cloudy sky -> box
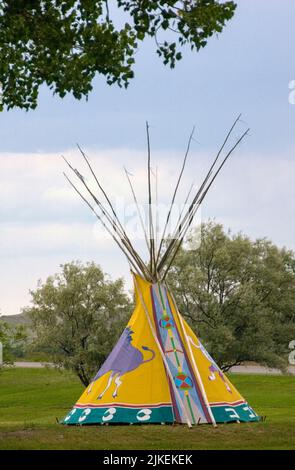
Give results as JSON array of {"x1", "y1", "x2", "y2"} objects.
[{"x1": 0, "y1": 0, "x2": 294, "y2": 315}]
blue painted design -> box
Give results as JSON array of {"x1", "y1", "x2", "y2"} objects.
[
  {"x1": 151, "y1": 284, "x2": 208, "y2": 423},
  {"x1": 62, "y1": 406, "x2": 174, "y2": 424},
  {"x1": 174, "y1": 373, "x2": 193, "y2": 390},
  {"x1": 211, "y1": 403, "x2": 261, "y2": 423},
  {"x1": 159, "y1": 315, "x2": 174, "y2": 329}
]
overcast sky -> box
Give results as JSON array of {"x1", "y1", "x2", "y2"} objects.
[{"x1": 0, "y1": 0, "x2": 295, "y2": 315}]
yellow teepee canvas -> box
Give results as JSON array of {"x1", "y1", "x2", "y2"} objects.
[
  {"x1": 62, "y1": 121, "x2": 259, "y2": 426},
  {"x1": 63, "y1": 275, "x2": 259, "y2": 426}
]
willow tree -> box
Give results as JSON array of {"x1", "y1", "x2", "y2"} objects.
[
  {"x1": 24, "y1": 261, "x2": 131, "y2": 386},
  {"x1": 167, "y1": 222, "x2": 295, "y2": 371}
]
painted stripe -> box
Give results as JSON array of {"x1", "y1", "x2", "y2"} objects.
[
  {"x1": 185, "y1": 392, "x2": 196, "y2": 425},
  {"x1": 134, "y1": 278, "x2": 191, "y2": 425},
  {"x1": 209, "y1": 400, "x2": 246, "y2": 407},
  {"x1": 170, "y1": 290, "x2": 216, "y2": 427},
  {"x1": 170, "y1": 336, "x2": 181, "y2": 366},
  {"x1": 75, "y1": 402, "x2": 172, "y2": 409},
  {"x1": 150, "y1": 286, "x2": 181, "y2": 423},
  {"x1": 152, "y1": 284, "x2": 199, "y2": 423},
  {"x1": 165, "y1": 287, "x2": 211, "y2": 423}
]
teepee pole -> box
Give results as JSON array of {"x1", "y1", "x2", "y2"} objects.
[
  {"x1": 69, "y1": 152, "x2": 144, "y2": 262},
  {"x1": 62, "y1": 155, "x2": 126, "y2": 241},
  {"x1": 157, "y1": 167, "x2": 213, "y2": 275},
  {"x1": 151, "y1": 165, "x2": 159, "y2": 256},
  {"x1": 167, "y1": 286, "x2": 217, "y2": 427},
  {"x1": 133, "y1": 276, "x2": 192, "y2": 428},
  {"x1": 179, "y1": 128, "x2": 249, "y2": 240},
  {"x1": 146, "y1": 122, "x2": 156, "y2": 278},
  {"x1": 157, "y1": 181, "x2": 194, "y2": 266},
  {"x1": 75, "y1": 146, "x2": 153, "y2": 278},
  {"x1": 62, "y1": 157, "x2": 153, "y2": 280},
  {"x1": 64, "y1": 173, "x2": 146, "y2": 278},
  {"x1": 124, "y1": 167, "x2": 150, "y2": 253},
  {"x1": 156, "y1": 126, "x2": 195, "y2": 268},
  {"x1": 77, "y1": 144, "x2": 127, "y2": 236},
  {"x1": 158, "y1": 115, "x2": 243, "y2": 270},
  {"x1": 171, "y1": 115, "x2": 245, "y2": 243},
  {"x1": 158, "y1": 126, "x2": 249, "y2": 277},
  {"x1": 176, "y1": 181, "x2": 194, "y2": 229}
]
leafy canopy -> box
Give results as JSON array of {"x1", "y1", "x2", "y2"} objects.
[
  {"x1": 24, "y1": 261, "x2": 131, "y2": 386},
  {"x1": 0, "y1": 319, "x2": 27, "y2": 366},
  {"x1": 0, "y1": 1, "x2": 236, "y2": 110},
  {"x1": 167, "y1": 221, "x2": 295, "y2": 372}
]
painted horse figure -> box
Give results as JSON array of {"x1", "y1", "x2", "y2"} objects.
[{"x1": 87, "y1": 327, "x2": 155, "y2": 399}]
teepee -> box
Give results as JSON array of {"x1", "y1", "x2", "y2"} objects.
[{"x1": 62, "y1": 119, "x2": 260, "y2": 426}]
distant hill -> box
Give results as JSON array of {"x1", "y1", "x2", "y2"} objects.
[{"x1": 0, "y1": 312, "x2": 31, "y2": 326}]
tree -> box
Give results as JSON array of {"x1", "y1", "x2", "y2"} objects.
[
  {"x1": 0, "y1": 319, "x2": 27, "y2": 366},
  {"x1": 23, "y1": 261, "x2": 131, "y2": 386},
  {"x1": 167, "y1": 221, "x2": 295, "y2": 371},
  {"x1": 0, "y1": 1, "x2": 236, "y2": 110},
  {"x1": 0, "y1": 321, "x2": 10, "y2": 365}
]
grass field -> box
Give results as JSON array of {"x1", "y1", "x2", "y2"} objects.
[{"x1": 0, "y1": 368, "x2": 294, "y2": 450}]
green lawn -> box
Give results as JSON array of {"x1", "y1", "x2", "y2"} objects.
[{"x1": 0, "y1": 368, "x2": 294, "y2": 450}]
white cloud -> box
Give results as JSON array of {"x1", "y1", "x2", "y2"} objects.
[
  {"x1": 0, "y1": 222, "x2": 116, "y2": 257},
  {"x1": 0, "y1": 146, "x2": 294, "y2": 315}
]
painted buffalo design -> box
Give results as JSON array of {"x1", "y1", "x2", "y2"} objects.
[{"x1": 87, "y1": 327, "x2": 155, "y2": 399}]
